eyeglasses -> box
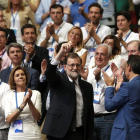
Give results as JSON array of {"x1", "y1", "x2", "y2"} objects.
[
  {"x1": 67, "y1": 63, "x2": 81, "y2": 68},
  {"x1": 127, "y1": 50, "x2": 139, "y2": 53}
]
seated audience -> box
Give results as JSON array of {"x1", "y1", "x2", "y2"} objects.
[{"x1": 5, "y1": 65, "x2": 42, "y2": 140}]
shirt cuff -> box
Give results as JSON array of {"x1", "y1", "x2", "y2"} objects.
[
  {"x1": 39, "y1": 74, "x2": 46, "y2": 82},
  {"x1": 51, "y1": 59, "x2": 60, "y2": 65}
]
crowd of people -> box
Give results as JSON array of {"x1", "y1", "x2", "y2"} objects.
[{"x1": 0, "y1": 0, "x2": 140, "y2": 140}]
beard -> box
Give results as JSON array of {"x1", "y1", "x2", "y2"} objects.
[{"x1": 67, "y1": 69, "x2": 80, "y2": 80}]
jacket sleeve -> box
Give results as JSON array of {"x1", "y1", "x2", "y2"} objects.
[{"x1": 105, "y1": 83, "x2": 129, "y2": 112}]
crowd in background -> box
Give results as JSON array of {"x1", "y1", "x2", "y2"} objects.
[{"x1": 0, "y1": 0, "x2": 140, "y2": 140}]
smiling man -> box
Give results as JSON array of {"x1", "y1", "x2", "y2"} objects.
[
  {"x1": 42, "y1": 42, "x2": 94, "y2": 140},
  {"x1": 81, "y1": 3, "x2": 111, "y2": 68},
  {"x1": 21, "y1": 24, "x2": 49, "y2": 74},
  {"x1": 87, "y1": 44, "x2": 116, "y2": 140}
]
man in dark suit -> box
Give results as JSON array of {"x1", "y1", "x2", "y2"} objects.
[
  {"x1": 21, "y1": 24, "x2": 49, "y2": 74},
  {"x1": 103, "y1": 55, "x2": 140, "y2": 140},
  {"x1": 42, "y1": 42, "x2": 94, "y2": 140},
  {"x1": 0, "y1": 43, "x2": 39, "y2": 90},
  {"x1": 0, "y1": 10, "x2": 16, "y2": 45}
]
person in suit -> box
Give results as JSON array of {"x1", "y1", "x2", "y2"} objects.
[
  {"x1": 42, "y1": 42, "x2": 94, "y2": 140},
  {"x1": 0, "y1": 43, "x2": 39, "y2": 90},
  {"x1": 103, "y1": 55, "x2": 140, "y2": 140},
  {"x1": 21, "y1": 24, "x2": 49, "y2": 74},
  {"x1": 0, "y1": 10, "x2": 16, "y2": 45}
]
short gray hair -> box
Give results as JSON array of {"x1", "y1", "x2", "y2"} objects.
[
  {"x1": 127, "y1": 40, "x2": 140, "y2": 51},
  {"x1": 96, "y1": 44, "x2": 112, "y2": 56},
  {"x1": 6, "y1": 43, "x2": 24, "y2": 55}
]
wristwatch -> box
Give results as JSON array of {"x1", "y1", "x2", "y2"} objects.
[{"x1": 17, "y1": 106, "x2": 23, "y2": 112}]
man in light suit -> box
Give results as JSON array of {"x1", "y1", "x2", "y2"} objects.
[
  {"x1": 0, "y1": 43, "x2": 39, "y2": 90},
  {"x1": 103, "y1": 55, "x2": 140, "y2": 140},
  {"x1": 42, "y1": 42, "x2": 94, "y2": 140}
]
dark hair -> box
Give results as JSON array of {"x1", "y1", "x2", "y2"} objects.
[
  {"x1": 9, "y1": 65, "x2": 29, "y2": 90},
  {"x1": 102, "y1": 35, "x2": 121, "y2": 59},
  {"x1": 66, "y1": 53, "x2": 82, "y2": 64},
  {"x1": 88, "y1": 3, "x2": 104, "y2": 15},
  {"x1": 6, "y1": 43, "x2": 23, "y2": 55},
  {"x1": 0, "y1": 28, "x2": 8, "y2": 39},
  {"x1": 49, "y1": 4, "x2": 63, "y2": 13},
  {"x1": 56, "y1": 42, "x2": 73, "y2": 53},
  {"x1": 21, "y1": 24, "x2": 36, "y2": 35},
  {"x1": 127, "y1": 55, "x2": 140, "y2": 74},
  {"x1": 116, "y1": 11, "x2": 131, "y2": 22}
]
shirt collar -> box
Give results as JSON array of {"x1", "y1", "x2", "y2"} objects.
[
  {"x1": 0, "y1": 48, "x2": 5, "y2": 56},
  {"x1": 11, "y1": 62, "x2": 24, "y2": 69},
  {"x1": 123, "y1": 30, "x2": 131, "y2": 39},
  {"x1": 55, "y1": 21, "x2": 65, "y2": 31},
  {"x1": 67, "y1": 76, "x2": 79, "y2": 85}
]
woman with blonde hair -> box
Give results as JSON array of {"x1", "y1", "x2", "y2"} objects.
[
  {"x1": 3, "y1": 0, "x2": 40, "y2": 45},
  {"x1": 67, "y1": 26, "x2": 87, "y2": 67},
  {"x1": 5, "y1": 65, "x2": 42, "y2": 140}
]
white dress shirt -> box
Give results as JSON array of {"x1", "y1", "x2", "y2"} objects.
[
  {"x1": 0, "y1": 81, "x2": 10, "y2": 129},
  {"x1": 37, "y1": 21, "x2": 73, "y2": 59},
  {"x1": 116, "y1": 30, "x2": 139, "y2": 60},
  {"x1": 46, "y1": 59, "x2": 83, "y2": 127},
  {"x1": 81, "y1": 24, "x2": 111, "y2": 68},
  {"x1": 87, "y1": 64, "x2": 115, "y2": 114}
]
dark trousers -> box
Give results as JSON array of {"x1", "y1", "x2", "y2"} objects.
[
  {"x1": 93, "y1": 113, "x2": 116, "y2": 140},
  {"x1": 47, "y1": 127, "x2": 84, "y2": 140}
]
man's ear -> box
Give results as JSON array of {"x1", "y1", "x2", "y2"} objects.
[{"x1": 128, "y1": 64, "x2": 132, "y2": 72}]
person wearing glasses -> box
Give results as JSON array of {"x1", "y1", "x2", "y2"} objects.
[
  {"x1": 42, "y1": 42, "x2": 94, "y2": 140},
  {"x1": 84, "y1": 44, "x2": 116, "y2": 140},
  {"x1": 5, "y1": 65, "x2": 42, "y2": 140}
]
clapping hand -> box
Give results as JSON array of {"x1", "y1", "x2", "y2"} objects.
[
  {"x1": 115, "y1": 75, "x2": 123, "y2": 92},
  {"x1": 102, "y1": 71, "x2": 115, "y2": 86},
  {"x1": 93, "y1": 68, "x2": 101, "y2": 81},
  {"x1": 111, "y1": 63, "x2": 123, "y2": 77}
]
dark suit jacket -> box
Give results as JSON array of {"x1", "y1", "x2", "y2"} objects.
[
  {"x1": 0, "y1": 66, "x2": 39, "y2": 90},
  {"x1": 6, "y1": 28, "x2": 17, "y2": 45},
  {"x1": 105, "y1": 76, "x2": 140, "y2": 140},
  {"x1": 23, "y1": 45, "x2": 49, "y2": 74},
  {"x1": 42, "y1": 64, "x2": 94, "y2": 140}
]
